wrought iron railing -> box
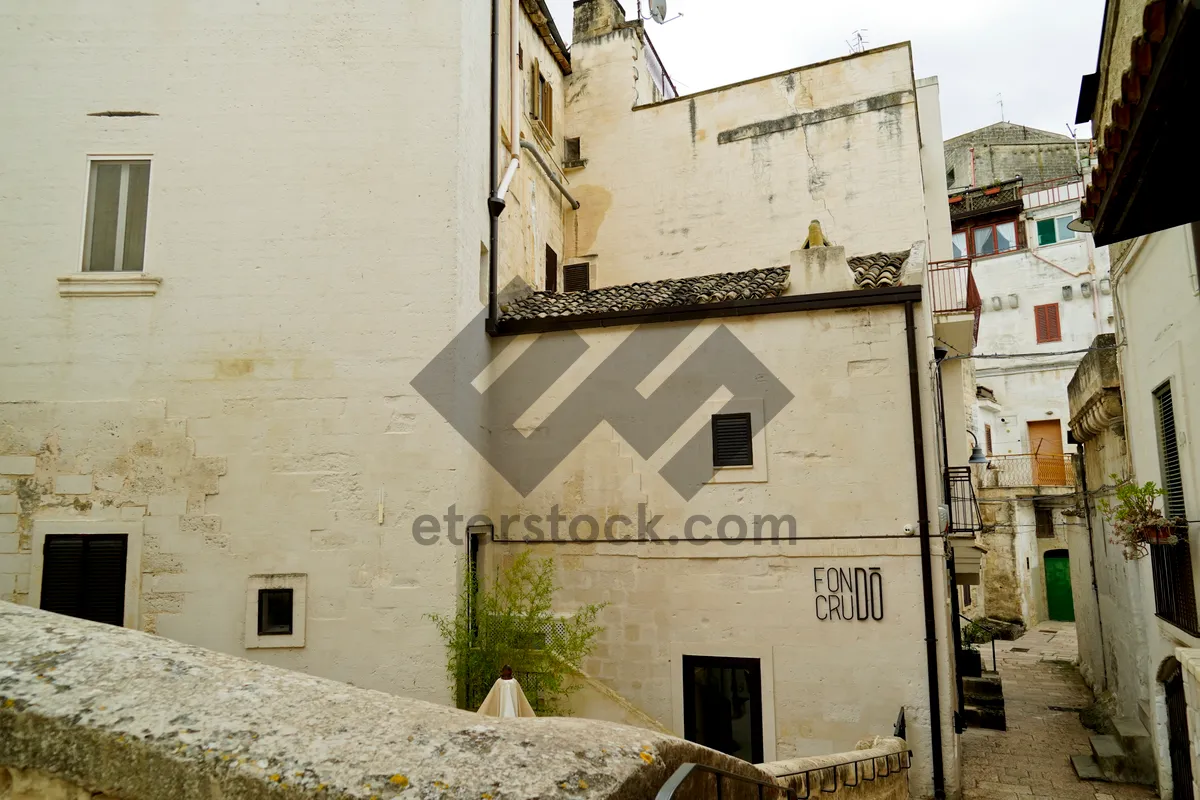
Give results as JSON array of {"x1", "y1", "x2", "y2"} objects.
[
  {"x1": 946, "y1": 466, "x2": 983, "y2": 534},
  {"x1": 929, "y1": 258, "x2": 982, "y2": 342},
  {"x1": 1151, "y1": 536, "x2": 1200, "y2": 637},
  {"x1": 948, "y1": 178, "x2": 1023, "y2": 221},
  {"x1": 980, "y1": 454, "x2": 1077, "y2": 489},
  {"x1": 655, "y1": 748, "x2": 914, "y2": 800}
]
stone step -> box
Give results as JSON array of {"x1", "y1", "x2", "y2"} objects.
[
  {"x1": 1071, "y1": 754, "x2": 1107, "y2": 781},
  {"x1": 963, "y1": 692, "x2": 1005, "y2": 709},
  {"x1": 1091, "y1": 734, "x2": 1126, "y2": 778},
  {"x1": 963, "y1": 675, "x2": 1003, "y2": 699},
  {"x1": 1092, "y1": 727, "x2": 1157, "y2": 785},
  {"x1": 964, "y1": 703, "x2": 1006, "y2": 731}
]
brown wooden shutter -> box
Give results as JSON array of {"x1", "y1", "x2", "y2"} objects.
[
  {"x1": 1034, "y1": 303, "x2": 1061, "y2": 343},
  {"x1": 543, "y1": 81, "x2": 553, "y2": 134},
  {"x1": 985, "y1": 424, "x2": 993, "y2": 456},
  {"x1": 563, "y1": 263, "x2": 589, "y2": 292}
]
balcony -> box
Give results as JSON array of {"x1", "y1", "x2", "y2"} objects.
[
  {"x1": 929, "y1": 258, "x2": 983, "y2": 346},
  {"x1": 1021, "y1": 177, "x2": 1084, "y2": 212},
  {"x1": 946, "y1": 466, "x2": 983, "y2": 535},
  {"x1": 979, "y1": 454, "x2": 1078, "y2": 491},
  {"x1": 948, "y1": 178, "x2": 1024, "y2": 223}
]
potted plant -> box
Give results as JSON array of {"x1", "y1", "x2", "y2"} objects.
[{"x1": 1098, "y1": 476, "x2": 1185, "y2": 560}]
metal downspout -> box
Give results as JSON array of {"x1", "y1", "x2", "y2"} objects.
[
  {"x1": 486, "y1": 0, "x2": 502, "y2": 335},
  {"x1": 935, "y1": 356, "x2": 967, "y2": 732},
  {"x1": 906, "y1": 300, "x2": 947, "y2": 799},
  {"x1": 520, "y1": 139, "x2": 581, "y2": 210}
]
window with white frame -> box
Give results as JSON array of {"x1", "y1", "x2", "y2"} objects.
[
  {"x1": 1035, "y1": 214, "x2": 1078, "y2": 247},
  {"x1": 84, "y1": 160, "x2": 151, "y2": 272}
]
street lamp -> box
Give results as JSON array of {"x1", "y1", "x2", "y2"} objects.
[{"x1": 966, "y1": 430, "x2": 989, "y2": 465}]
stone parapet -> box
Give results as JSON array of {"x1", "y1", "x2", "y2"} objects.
[{"x1": 0, "y1": 602, "x2": 771, "y2": 800}]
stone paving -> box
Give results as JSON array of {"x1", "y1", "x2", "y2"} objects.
[{"x1": 960, "y1": 621, "x2": 1158, "y2": 800}]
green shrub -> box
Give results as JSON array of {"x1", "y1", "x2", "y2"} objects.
[{"x1": 428, "y1": 552, "x2": 606, "y2": 716}]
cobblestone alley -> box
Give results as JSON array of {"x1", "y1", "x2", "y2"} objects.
[{"x1": 961, "y1": 623, "x2": 1158, "y2": 800}]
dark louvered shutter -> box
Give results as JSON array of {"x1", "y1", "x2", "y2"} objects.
[
  {"x1": 40, "y1": 534, "x2": 127, "y2": 626},
  {"x1": 84, "y1": 536, "x2": 128, "y2": 625},
  {"x1": 1156, "y1": 383, "x2": 1188, "y2": 522},
  {"x1": 563, "y1": 263, "x2": 590, "y2": 292},
  {"x1": 40, "y1": 536, "x2": 85, "y2": 618},
  {"x1": 712, "y1": 413, "x2": 753, "y2": 467}
]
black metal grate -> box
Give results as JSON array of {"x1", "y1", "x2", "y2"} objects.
[
  {"x1": 563, "y1": 263, "x2": 589, "y2": 292},
  {"x1": 946, "y1": 467, "x2": 982, "y2": 534},
  {"x1": 1151, "y1": 541, "x2": 1200, "y2": 636},
  {"x1": 712, "y1": 413, "x2": 753, "y2": 467}
]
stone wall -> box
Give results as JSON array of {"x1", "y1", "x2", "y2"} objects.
[
  {"x1": 944, "y1": 122, "x2": 1082, "y2": 190},
  {"x1": 760, "y1": 737, "x2": 910, "y2": 800},
  {"x1": 0, "y1": 602, "x2": 776, "y2": 800},
  {"x1": 566, "y1": 0, "x2": 931, "y2": 287}
]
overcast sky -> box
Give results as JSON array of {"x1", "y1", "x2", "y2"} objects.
[{"x1": 544, "y1": 0, "x2": 1103, "y2": 140}]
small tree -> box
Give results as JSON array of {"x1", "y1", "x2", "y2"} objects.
[
  {"x1": 428, "y1": 552, "x2": 606, "y2": 716},
  {"x1": 1098, "y1": 476, "x2": 1183, "y2": 560}
]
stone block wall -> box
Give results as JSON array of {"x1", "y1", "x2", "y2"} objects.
[{"x1": 0, "y1": 602, "x2": 778, "y2": 800}]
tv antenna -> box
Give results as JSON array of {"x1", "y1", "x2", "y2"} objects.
[
  {"x1": 997, "y1": 93, "x2": 1006, "y2": 122},
  {"x1": 847, "y1": 29, "x2": 869, "y2": 54},
  {"x1": 638, "y1": 0, "x2": 682, "y2": 24}
]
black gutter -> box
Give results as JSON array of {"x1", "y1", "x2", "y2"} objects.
[
  {"x1": 934, "y1": 354, "x2": 967, "y2": 733},
  {"x1": 495, "y1": 284, "x2": 921, "y2": 337},
  {"x1": 905, "y1": 300, "x2": 946, "y2": 800},
  {"x1": 486, "y1": 0, "x2": 503, "y2": 336}
]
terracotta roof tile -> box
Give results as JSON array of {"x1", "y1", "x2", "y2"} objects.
[
  {"x1": 498, "y1": 251, "x2": 910, "y2": 323},
  {"x1": 849, "y1": 251, "x2": 910, "y2": 289}
]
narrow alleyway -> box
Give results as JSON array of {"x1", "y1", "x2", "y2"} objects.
[{"x1": 961, "y1": 622, "x2": 1158, "y2": 800}]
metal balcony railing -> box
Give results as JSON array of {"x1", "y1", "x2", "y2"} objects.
[
  {"x1": 1151, "y1": 535, "x2": 1200, "y2": 637},
  {"x1": 946, "y1": 466, "x2": 983, "y2": 534},
  {"x1": 980, "y1": 454, "x2": 1078, "y2": 489},
  {"x1": 929, "y1": 258, "x2": 983, "y2": 341},
  {"x1": 1020, "y1": 177, "x2": 1085, "y2": 212}
]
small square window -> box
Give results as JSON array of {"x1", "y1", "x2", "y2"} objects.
[
  {"x1": 563, "y1": 262, "x2": 590, "y2": 292},
  {"x1": 257, "y1": 588, "x2": 294, "y2": 636},
  {"x1": 712, "y1": 412, "x2": 753, "y2": 467}
]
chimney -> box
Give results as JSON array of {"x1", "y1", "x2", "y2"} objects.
[{"x1": 574, "y1": 0, "x2": 627, "y2": 42}]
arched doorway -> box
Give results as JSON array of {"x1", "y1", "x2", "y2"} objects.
[
  {"x1": 1044, "y1": 549, "x2": 1075, "y2": 621},
  {"x1": 1160, "y1": 657, "x2": 1195, "y2": 800}
]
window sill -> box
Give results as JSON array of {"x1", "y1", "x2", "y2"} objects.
[{"x1": 58, "y1": 273, "x2": 161, "y2": 297}]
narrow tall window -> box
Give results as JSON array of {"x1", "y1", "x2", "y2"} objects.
[
  {"x1": 545, "y1": 245, "x2": 558, "y2": 292},
  {"x1": 84, "y1": 160, "x2": 150, "y2": 272},
  {"x1": 1036, "y1": 508, "x2": 1054, "y2": 538},
  {"x1": 531, "y1": 63, "x2": 553, "y2": 136},
  {"x1": 985, "y1": 424, "x2": 993, "y2": 456},
  {"x1": 40, "y1": 534, "x2": 128, "y2": 626},
  {"x1": 712, "y1": 413, "x2": 753, "y2": 467},
  {"x1": 1155, "y1": 382, "x2": 1188, "y2": 523},
  {"x1": 1034, "y1": 303, "x2": 1062, "y2": 343}
]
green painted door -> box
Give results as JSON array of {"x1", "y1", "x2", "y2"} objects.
[{"x1": 1045, "y1": 551, "x2": 1075, "y2": 621}]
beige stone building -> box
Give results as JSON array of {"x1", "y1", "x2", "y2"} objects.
[
  {"x1": 0, "y1": 0, "x2": 976, "y2": 797},
  {"x1": 1064, "y1": 0, "x2": 1200, "y2": 793}
]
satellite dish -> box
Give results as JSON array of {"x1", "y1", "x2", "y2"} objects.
[{"x1": 650, "y1": 0, "x2": 667, "y2": 23}]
